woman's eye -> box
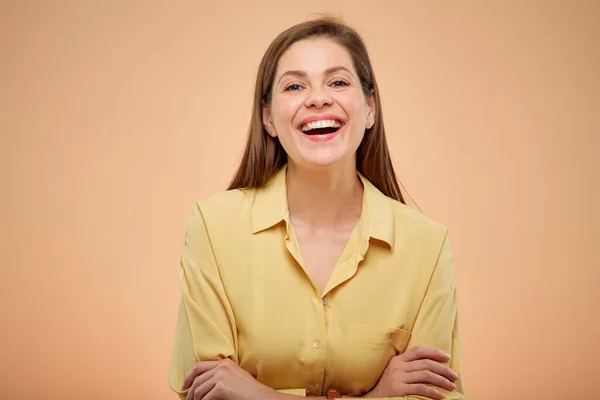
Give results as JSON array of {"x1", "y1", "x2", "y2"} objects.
[
  {"x1": 331, "y1": 79, "x2": 349, "y2": 87},
  {"x1": 284, "y1": 84, "x2": 302, "y2": 91}
]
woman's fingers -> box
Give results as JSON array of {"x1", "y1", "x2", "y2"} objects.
[
  {"x1": 404, "y1": 370, "x2": 456, "y2": 392},
  {"x1": 191, "y1": 378, "x2": 217, "y2": 400},
  {"x1": 405, "y1": 383, "x2": 445, "y2": 400},
  {"x1": 405, "y1": 359, "x2": 459, "y2": 382},
  {"x1": 186, "y1": 371, "x2": 215, "y2": 400},
  {"x1": 182, "y1": 361, "x2": 221, "y2": 390},
  {"x1": 399, "y1": 346, "x2": 450, "y2": 363}
]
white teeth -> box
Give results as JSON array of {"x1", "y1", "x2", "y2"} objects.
[{"x1": 300, "y1": 119, "x2": 342, "y2": 132}]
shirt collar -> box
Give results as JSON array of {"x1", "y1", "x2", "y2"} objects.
[
  {"x1": 250, "y1": 165, "x2": 395, "y2": 251},
  {"x1": 250, "y1": 166, "x2": 289, "y2": 234},
  {"x1": 359, "y1": 172, "x2": 396, "y2": 251}
]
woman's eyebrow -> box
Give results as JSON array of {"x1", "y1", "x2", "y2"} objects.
[{"x1": 276, "y1": 66, "x2": 355, "y2": 85}]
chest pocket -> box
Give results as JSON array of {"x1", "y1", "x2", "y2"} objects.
[
  {"x1": 337, "y1": 324, "x2": 412, "y2": 396},
  {"x1": 347, "y1": 324, "x2": 412, "y2": 351}
]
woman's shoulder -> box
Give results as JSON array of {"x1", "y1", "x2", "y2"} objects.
[
  {"x1": 189, "y1": 187, "x2": 256, "y2": 223},
  {"x1": 392, "y1": 200, "x2": 446, "y2": 229},
  {"x1": 387, "y1": 197, "x2": 449, "y2": 246},
  {"x1": 180, "y1": 188, "x2": 259, "y2": 247}
]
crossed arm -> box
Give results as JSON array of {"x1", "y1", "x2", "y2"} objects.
[{"x1": 169, "y1": 207, "x2": 467, "y2": 400}]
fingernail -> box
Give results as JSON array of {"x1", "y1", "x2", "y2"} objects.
[{"x1": 451, "y1": 382, "x2": 456, "y2": 390}]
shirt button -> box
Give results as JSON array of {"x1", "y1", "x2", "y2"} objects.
[
  {"x1": 322, "y1": 297, "x2": 328, "y2": 305},
  {"x1": 314, "y1": 340, "x2": 321, "y2": 349},
  {"x1": 308, "y1": 384, "x2": 317, "y2": 391}
]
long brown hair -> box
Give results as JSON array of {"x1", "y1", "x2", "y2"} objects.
[{"x1": 227, "y1": 16, "x2": 405, "y2": 204}]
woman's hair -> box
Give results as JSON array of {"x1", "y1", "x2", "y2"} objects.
[{"x1": 227, "y1": 15, "x2": 405, "y2": 204}]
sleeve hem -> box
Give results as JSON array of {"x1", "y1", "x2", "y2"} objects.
[{"x1": 277, "y1": 388, "x2": 307, "y2": 396}]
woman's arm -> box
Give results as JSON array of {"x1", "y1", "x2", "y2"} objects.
[
  {"x1": 403, "y1": 232, "x2": 466, "y2": 399},
  {"x1": 169, "y1": 203, "x2": 307, "y2": 399},
  {"x1": 364, "y1": 231, "x2": 468, "y2": 400}
]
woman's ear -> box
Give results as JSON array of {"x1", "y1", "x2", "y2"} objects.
[
  {"x1": 366, "y1": 89, "x2": 376, "y2": 128},
  {"x1": 262, "y1": 104, "x2": 277, "y2": 137}
]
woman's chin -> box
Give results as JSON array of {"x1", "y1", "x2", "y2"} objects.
[{"x1": 291, "y1": 151, "x2": 351, "y2": 170}]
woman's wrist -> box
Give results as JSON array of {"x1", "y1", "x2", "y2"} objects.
[
  {"x1": 342, "y1": 390, "x2": 377, "y2": 398},
  {"x1": 270, "y1": 389, "x2": 376, "y2": 399},
  {"x1": 354, "y1": 388, "x2": 378, "y2": 398}
]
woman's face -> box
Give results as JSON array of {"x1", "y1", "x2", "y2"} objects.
[{"x1": 263, "y1": 38, "x2": 375, "y2": 170}]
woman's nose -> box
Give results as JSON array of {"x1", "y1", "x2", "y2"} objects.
[{"x1": 303, "y1": 87, "x2": 333, "y2": 109}]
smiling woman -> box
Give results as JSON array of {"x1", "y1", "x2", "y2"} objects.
[
  {"x1": 168, "y1": 16, "x2": 468, "y2": 400},
  {"x1": 264, "y1": 39, "x2": 372, "y2": 170}
]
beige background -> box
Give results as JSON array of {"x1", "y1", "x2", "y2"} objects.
[{"x1": 1, "y1": 1, "x2": 599, "y2": 399}]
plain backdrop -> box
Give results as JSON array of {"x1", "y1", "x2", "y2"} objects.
[{"x1": 1, "y1": 1, "x2": 599, "y2": 399}]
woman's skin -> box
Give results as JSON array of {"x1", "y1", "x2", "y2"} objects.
[{"x1": 181, "y1": 38, "x2": 457, "y2": 400}]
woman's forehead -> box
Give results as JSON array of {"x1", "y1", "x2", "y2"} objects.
[{"x1": 275, "y1": 38, "x2": 356, "y2": 78}]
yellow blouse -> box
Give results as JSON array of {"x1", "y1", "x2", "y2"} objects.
[{"x1": 169, "y1": 166, "x2": 467, "y2": 399}]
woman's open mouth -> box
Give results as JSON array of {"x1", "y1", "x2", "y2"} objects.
[{"x1": 297, "y1": 119, "x2": 344, "y2": 142}]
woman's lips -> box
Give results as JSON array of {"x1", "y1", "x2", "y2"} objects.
[
  {"x1": 297, "y1": 114, "x2": 344, "y2": 130},
  {"x1": 297, "y1": 124, "x2": 344, "y2": 142}
]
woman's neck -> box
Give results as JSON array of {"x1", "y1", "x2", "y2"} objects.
[{"x1": 285, "y1": 160, "x2": 363, "y2": 231}]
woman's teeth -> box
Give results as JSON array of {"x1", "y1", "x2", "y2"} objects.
[{"x1": 300, "y1": 119, "x2": 342, "y2": 132}]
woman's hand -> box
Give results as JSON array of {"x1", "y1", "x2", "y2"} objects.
[
  {"x1": 181, "y1": 359, "x2": 280, "y2": 400},
  {"x1": 364, "y1": 346, "x2": 459, "y2": 400}
]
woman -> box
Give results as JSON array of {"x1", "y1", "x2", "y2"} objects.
[{"x1": 169, "y1": 17, "x2": 467, "y2": 400}]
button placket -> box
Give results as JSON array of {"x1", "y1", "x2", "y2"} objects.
[{"x1": 302, "y1": 290, "x2": 329, "y2": 396}]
